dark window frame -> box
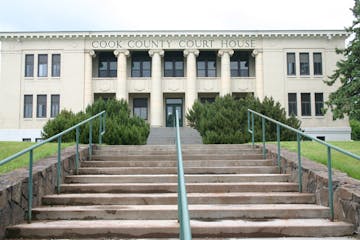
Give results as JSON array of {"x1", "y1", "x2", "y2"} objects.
[
  {"x1": 36, "y1": 94, "x2": 47, "y2": 118},
  {"x1": 287, "y1": 53, "x2": 296, "y2": 76},
  {"x1": 51, "y1": 54, "x2": 61, "y2": 77},
  {"x1": 131, "y1": 52, "x2": 151, "y2": 78},
  {"x1": 230, "y1": 52, "x2": 250, "y2": 77},
  {"x1": 164, "y1": 52, "x2": 184, "y2": 77},
  {"x1": 51, "y1": 94, "x2": 60, "y2": 118},
  {"x1": 315, "y1": 92, "x2": 324, "y2": 116},
  {"x1": 288, "y1": 93, "x2": 297, "y2": 116},
  {"x1": 300, "y1": 53, "x2": 310, "y2": 75},
  {"x1": 98, "y1": 52, "x2": 117, "y2": 78},
  {"x1": 313, "y1": 52, "x2": 323, "y2": 75},
  {"x1": 25, "y1": 54, "x2": 34, "y2": 77},
  {"x1": 301, "y1": 93, "x2": 311, "y2": 116},
  {"x1": 24, "y1": 95, "x2": 33, "y2": 118},
  {"x1": 197, "y1": 52, "x2": 217, "y2": 77},
  {"x1": 38, "y1": 54, "x2": 48, "y2": 77},
  {"x1": 133, "y1": 98, "x2": 148, "y2": 120}
]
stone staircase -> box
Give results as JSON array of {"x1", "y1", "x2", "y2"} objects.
[
  {"x1": 146, "y1": 127, "x2": 202, "y2": 145},
  {"x1": 6, "y1": 144, "x2": 354, "y2": 239}
]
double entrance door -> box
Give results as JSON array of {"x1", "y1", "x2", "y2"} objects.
[{"x1": 166, "y1": 98, "x2": 183, "y2": 127}]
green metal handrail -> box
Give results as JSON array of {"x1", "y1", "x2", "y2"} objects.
[
  {"x1": 175, "y1": 110, "x2": 192, "y2": 240},
  {"x1": 0, "y1": 110, "x2": 106, "y2": 223},
  {"x1": 247, "y1": 109, "x2": 360, "y2": 221}
]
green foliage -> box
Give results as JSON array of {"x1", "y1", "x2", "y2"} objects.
[
  {"x1": 42, "y1": 99, "x2": 150, "y2": 145},
  {"x1": 350, "y1": 119, "x2": 360, "y2": 140},
  {"x1": 186, "y1": 95, "x2": 301, "y2": 144},
  {"x1": 326, "y1": 0, "x2": 360, "y2": 120}
]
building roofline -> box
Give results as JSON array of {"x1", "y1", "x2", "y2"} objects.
[{"x1": 0, "y1": 30, "x2": 350, "y2": 39}]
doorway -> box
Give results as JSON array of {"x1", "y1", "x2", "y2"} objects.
[{"x1": 166, "y1": 98, "x2": 183, "y2": 127}]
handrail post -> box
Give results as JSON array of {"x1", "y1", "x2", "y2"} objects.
[
  {"x1": 251, "y1": 112, "x2": 254, "y2": 148},
  {"x1": 276, "y1": 124, "x2": 281, "y2": 171},
  {"x1": 89, "y1": 120, "x2": 93, "y2": 160},
  {"x1": 75, "y1": 126, "x2": 80, "y2": 175},
  {"x1": 57, "y1": 136, "x2": 62, "y2": 194},
  {"x1": 99, "y1": 114, "x2": 102, "y2": 144},
  {"x1": 327, "y1": 146, "x2": 334, "y2": 221},
  {"x1": 262, "y1": 117, "x2": 266, "y2": 159},
  {"x1": 297, "y1": 133, "x2": 302, "y2": 192},
  {"x1": 27, "y1": 149, "x2": 33, "y2": 223}
]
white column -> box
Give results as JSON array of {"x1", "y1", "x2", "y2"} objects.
[
  {"x1": 84, "y1": 50, "x2": 96, "y2": 107},
  {"x1": 114, "y1": 49, "x2": 130, "y2": 101},
  {"x1": 218, "y1": 49, "x2": 234, "y2": 96},
  {"x1": 252, "y1": 49, "x2": 264, "y2": 100},
  {"x1": 149, "y1": 49, "x2": 164, "y2": 127},
  {"x1": 184, "y1": 49, "x2": 199, "y2": 114}
]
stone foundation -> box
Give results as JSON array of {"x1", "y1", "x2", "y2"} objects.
[
  {"x1": 266, "y1": 144, "x2": 360, "y2": 235},
  {"x1": 0, "y1": 145, "x2": 88, "y2": 239}
]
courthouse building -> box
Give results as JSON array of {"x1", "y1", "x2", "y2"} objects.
[{"x1": 0, "y1": 30, "x2": 351, "y2": 141}]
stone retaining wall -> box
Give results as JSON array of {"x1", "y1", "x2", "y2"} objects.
[
  {"x1": 0, "y1": 146, "x2": 88, "y2": 239},
  {"x1": 266, "y1": 144, "x2": 360, "y2": 235}
]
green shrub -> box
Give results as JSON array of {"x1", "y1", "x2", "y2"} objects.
[
  {"x1": 42, "y1": 99, "x2": 150, "y2": 145},
  {"x1": 186, "y1": 95, "x2": 301, "y2": 144},
  {"x1": 350, "y1": 119, "x2": 360, "y2": 140}
]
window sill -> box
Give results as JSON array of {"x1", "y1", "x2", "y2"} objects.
[{"x1": 300, "y1": 116, "x2": 312, "y2": 119}]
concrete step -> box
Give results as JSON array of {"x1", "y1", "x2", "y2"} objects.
[
  {"x1": 42, "y1": 192, "x2": 316, "y2": 206},
  {"x1": 65, "y1": 173, "x2": 290, "y2": 183},
  {"x1": 6, "y1": 219, "x2": 354, "y2": 239},
  {"x1": 60, "y1": 182, "x2": 299, "y2": 193},
  {"x1": 90, "y1": 153, "x2": 268, "y2": 161},
  {"x1": 32, "y1": 204, "x2": 330, "y2": 220},
  {"x1": 81, "y1": 159, "x2": 274, "y2": 168},
  {"x1": 78, "y1": 166, "x2": 279, "y2": 175}
]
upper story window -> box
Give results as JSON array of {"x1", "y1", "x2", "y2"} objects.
[
  {"x1": 197, "y1": 51, "x2": 216, "y2": 77},
  {"x1": 25, "y1": 54, "x2": 34, "y2": 77},
  {"x1": 287, "y1": 53, "x2": 296, "y2": 76},
  {"x1": 231, "y1": 52, "x2": 250, "y2": 77},
  {"x1": 299, "y1": 53, "x2": 310, "y2": 75},
  {"x1": 51, "y1": 94, "x2": 60, "y2": 117},
  {"x1": 24, "y1": 95, "x2": 33, "y2": 118},
  {"x1": 288, "y1": 93, "x2": 297, "y2": 116},
  {"x1": 315, "y1": 92, "x2": 324, "y2": 116},
  {"x1": 51, "y1": 54, "x2": 61, "y2": 77},
  {"x1": 98, "y1": 52, "x2": 117, "y2": 78},
  {"x1": 164, "y1": 51, "x2": 184, "y2": 77},
  {"x1": 38, "y1": 54, "x2": 48, "y2": 77},
  {"x1": 313, "y1": 53, "x2": 323, "y2": 75},
  {"x1": 37, "y1": 95, "x2": 47, "y2": 118},
  {"x1": 301, "y1": 93, "x2": 311, "y2": 116},
  {"x1": 131, "y1": 52, "x2": 151, "y2": 77}
]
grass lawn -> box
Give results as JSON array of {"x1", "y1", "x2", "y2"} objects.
[
  {"x1": 280, "y1": 141, "x2": 360, "y2": 180},
  {"x1": 0, "y1": 141, "x2": 74, "y2": 175}
]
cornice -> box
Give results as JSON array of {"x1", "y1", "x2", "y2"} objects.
[{"x1": 0, "y1": 30, "x2": 350, "y2": 40}]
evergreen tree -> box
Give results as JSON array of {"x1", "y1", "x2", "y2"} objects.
[{"x1": 326, "y1": 0, "x2": 360, "y2": 120}]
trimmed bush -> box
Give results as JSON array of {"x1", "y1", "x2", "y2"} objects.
[
  {"x1": 186, "y1": 95, "x2": 301, "y2": 144},
  {"x1": 42, "y1": 99, "x2": 150, "y2": 145},
  {"x1": 350, "y1": 119, "x2": 360, "y2": 140}
]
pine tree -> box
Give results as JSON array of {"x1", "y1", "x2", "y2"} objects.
[{"x1": 326, "y1": 0, "x2": 360, "y2": 120}]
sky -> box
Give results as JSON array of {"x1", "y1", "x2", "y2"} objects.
[{"x1": 0, "y1": 0, "x2": 355, "y2": 31}]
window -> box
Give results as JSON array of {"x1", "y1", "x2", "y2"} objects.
[
  {"x1": 24, "y1": 95, "x2": 33, "y2": 118},
  {"x1": 301, "y1": 93, "x2": 311, "y2": 116},
  {"x1": 315, "y1": 92, "x2": 324, "y2": 116},
  {"x1": 133, "y1": 98, "x2": 148, "y2": 120},
  {"x1": 131, "y1": 52, "x2": 151, "y2": 77},
  {"x1": 287, "y1": 53, "x2": 296, "y2": 75},
  {"x1": 25, "y1": 54, "x2": 34, "y2": 77},
  {"x1": 200, "y1": 97, "x2": 215, "y2": 104},
  {"x1": 38, "y1": 54, "x2": 48, "y2": 77},
  {"x1": 197, "y1": 52, "x2": 216, "y2": 77},
  {"x1": 22, "y1": 138, "x2": 31, "y2": 142},
  {"x1": 164, "y1": 52, "x2": 184, "y2": 77},
  {"x1": 300, "y1": 53, "x2": 309, "y2": 75},
  {"x1": 98, "y1": 52, "x2": 117, "y2": 77},
  {"x1": 52, "y1": 54, "x2": 61, "y2": 77},
  {"x1": 231, "y1": 52, "x2": 250, "y2": 77},
  {"x1": 51, "y1": 95, "x2": 60, "y2": 117},
  {"x1": 37, "y1": 95, "x2": 47, "y2": 118},
  {"x1": 313, "y1": 53, "x2": 323, "y2": 75},
  {"x1": 288, "y1": 93, "x2": 297, "y2": 116}
]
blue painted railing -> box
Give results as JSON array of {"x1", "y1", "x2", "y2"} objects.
[
  {"x1": 175, "y1": 110, "x2": 192, "y2": 240},
  {"x1": 0, "y1": 111, "x2": 106, "y2": 222},
  {"x1": 247, "y1": 109, "x2": 360, "y2": 221}
]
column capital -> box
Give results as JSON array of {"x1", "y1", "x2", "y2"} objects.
[
  {"x1": 114, "y1": 49, "x2": 130, "y2": 57},
  {"x1": 88, "y1": 50, "x2": 96, "y2": 57},
  {"x1": 218, "y1": 49, "x2": 234, "y2": 57},
  {"x1": 183, "y1": 49, "x2": 199, "y2": 57},
  {"x1": 149, "y1": 49, "x2": 164, "y2": 57},
  {"x1": 252, "y1": 49, "x2": 263, "y2": 57}
]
